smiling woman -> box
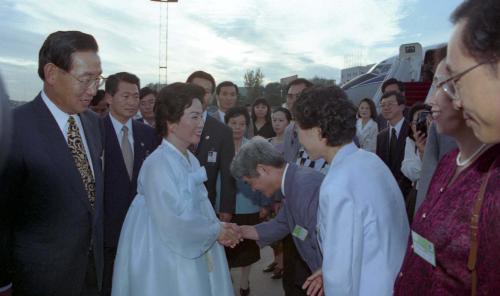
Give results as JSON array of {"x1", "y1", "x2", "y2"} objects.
[{"x1": 112, "y1": 82, "x2": 238, "y2": 296}]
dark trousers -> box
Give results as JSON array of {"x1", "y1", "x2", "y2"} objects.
[
  {"x1": 81, "y1": 250, "x2": 99, "y2": 296},
  {"x1": 282, "y1": 235, "x2": 311, "y2": 296},
  {"x1": 101, "y1": 247, "x2": 116, "y2": 296}
]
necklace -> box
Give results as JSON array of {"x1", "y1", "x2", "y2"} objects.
[{"x1": 456, "y1": 143, "x2": 491, "y2": 167}]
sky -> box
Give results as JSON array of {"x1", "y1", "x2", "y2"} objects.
[{"x1": 0, "y1": 0, "x2": 462, "y2": 101}]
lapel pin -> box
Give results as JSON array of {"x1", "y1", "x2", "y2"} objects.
[
  {"x1": 140, "y1": 142, "x2": 144, "y2": 147},
  {"x1": 205, "y1": 135, "x2": 210, "y2": 140}
]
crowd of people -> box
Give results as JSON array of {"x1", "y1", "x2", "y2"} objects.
[{"x1": 1, "y1": 0, "x2": 500, "y2": 295}]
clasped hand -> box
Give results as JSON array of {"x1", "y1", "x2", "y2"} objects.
[{"x1": 217, "y1": 222, "x2": 243, "y2": 248}]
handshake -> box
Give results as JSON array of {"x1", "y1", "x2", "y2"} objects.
[{"x1": 217, "y1": 223, "x2": 258, "y2": 248}]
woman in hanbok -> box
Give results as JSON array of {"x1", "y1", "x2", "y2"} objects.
[{"x1": 112, "y1": 82, "x2": 238, "y2": 296}]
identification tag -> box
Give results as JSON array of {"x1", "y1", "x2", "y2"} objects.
[
  {"x1": 411, "y1": 230, "x2": 436, "y2": 267},
  {"x1": 207, "y1": 151, "x2": 217, "y2": 163},
  {"x1": 292, "y1": 225, "x2": 308, "y2": 241}
]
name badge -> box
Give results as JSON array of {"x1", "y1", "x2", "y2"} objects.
[
  {"x1": 207, "y1": 151, "x2": 217, "y2": 163},
  {"x1": 411, "y1": 230, "x2": 436, "y2": 267},
  {"x1": 292, "y1": 225, "x2": 308, "y2": 241}
]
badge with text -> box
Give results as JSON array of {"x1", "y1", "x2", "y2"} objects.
[
  {"x1": 207, "y1": 151, "x2": 217, "y2": 163},
  {"x1": 411, "y1": 230, "x2": 436, "y2": 267},
  {"x1": 292, "y1": 225, "x2": 308, "y2": 241}
]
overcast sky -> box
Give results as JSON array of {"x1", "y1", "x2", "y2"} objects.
[{"x1": 0, "y1": 0, "x2": 462, "y2": 101}]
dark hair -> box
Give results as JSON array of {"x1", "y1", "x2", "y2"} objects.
[
  {"x1": 38, "y1": 31, "x2": 98, "y2": 80},
  {"x1": 293, "y1": 86, "x2": 357, "y2": 147},
  {"x1": 381, "y1": 91, "x2": 406, "y2": 105},
  {"x1": 358, "y1": 98, "x2": 377, "y2": 120},
  {"x1": 251, "y1": 97, "x2": 272, "y2": 123},
  {"x1": 272, "y1": 107, "x2": 292, "y2": 123},
  {"x1": 105, "y1": 72, "x2": 140, "y2": 96},
  {"x1": 139, "y1": 87, "x2": 157, "y2": 100},
  {"x1": 451, "y1": 0, "x2": 500, "y2": 64},
  {"x1": 90, "y1": 89, "x2": 105, "y2": 106},
  {"x1": 216, "y1": 81, "x2": 239, "y2": 95},
  {"x1": 381, "y1": 78, "x2": 405, "y2": 93},
  {"x1": 225, "y1": 106, "x2": 250, "y2": 126},
  {"x1": 154, "y1": 82, "x2": 204, "y2": 137},
  {"x1": 286, "y1": 78, "x2": 313, "y2": 92},
  {"x1": 186, "y1": 70, "x2": 216, "y2": 93},
  {"x1": 408, "y1": 103, "x2": 431, "y2": 140}
]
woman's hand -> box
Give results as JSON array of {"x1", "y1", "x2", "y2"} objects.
[
  {"x1": 414, "y1": 131, "x2": 427, "y2": 159},
  {"x1": 217, "y1": 222, "x2": 242, "y2": 248}
]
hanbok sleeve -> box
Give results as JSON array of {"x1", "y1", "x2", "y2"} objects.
[
  {"x1": 322, "y1": 187, "x2": 363, "y2": 296},
  {"x1": 141, "y1": 159, "x2": 221, "y2": 259}
]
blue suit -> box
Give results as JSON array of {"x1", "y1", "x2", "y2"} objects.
[
  {"x1": 0, "y1": 94, "x2": 105, "y2": 295},
  {"x1": 101, "y1": 114, "x2": 158, "y2": 295}
]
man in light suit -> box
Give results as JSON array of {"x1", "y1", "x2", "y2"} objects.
[
  {"x1": 0, "y1": 31, "x2": 105, "y2": 296},
  {"x1": 101, "y1": 72, "x2": 158, "y2": 296},
  {"x1": 186, "y1": 71, "x2": 236, "y2": 222},
  {"x1": 231, "y1": 138, "x2": 325, "y2": 296},
  {"x1": 376, "y1": 91, "x2": 412, "y2": 197}
]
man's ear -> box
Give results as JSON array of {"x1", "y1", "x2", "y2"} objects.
[
  {"x1": 255, "y1": 164, "x2": 268, "y2": 176},
  {"x1": 43, "y1": 63, "x2": 59, "y2": 86}
]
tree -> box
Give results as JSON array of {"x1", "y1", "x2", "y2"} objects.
[
  {"x1": 309, "y1": 76, "x2": 336, "y2": 87},
  {"x1": 244, "y1": 68, "x2": 264, "y2": 102}
]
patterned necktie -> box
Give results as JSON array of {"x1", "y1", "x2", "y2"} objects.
[
  {"x1": 121, "y1": 125, "x2": 134, "y2": 179},
  {"x1": 67, "y1": 116, "x2": 96, "y2": 209}
]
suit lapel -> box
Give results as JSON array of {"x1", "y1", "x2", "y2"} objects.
[
  {"x1": 132, "y1": 121, "x2": 146, "y2": 180},
  {"x1": 32, "y1": 96, "x2": 93, "y2": 211},
  {"x1": 198, "y1": 116, "x2": 215, "y2": 154}
]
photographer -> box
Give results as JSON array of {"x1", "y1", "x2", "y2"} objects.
[{"x1": 401, "y1": 103, "x2": 431, "y2": 221}]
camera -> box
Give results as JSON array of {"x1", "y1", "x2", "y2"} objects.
[{"x1": 416, "y1": 111, "x2": 430, "y2": 137}]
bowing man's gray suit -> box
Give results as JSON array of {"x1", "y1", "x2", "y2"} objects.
[{"x1": 254, "y1": 163, "x2": 324, "y2": 273}]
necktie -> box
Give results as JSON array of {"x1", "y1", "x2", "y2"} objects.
[
  {"x1": 67, "y1": 116, "x2": 96, "y2": 209},
  {"x1": 389, "y1": 127, "x2": 398, "y2": 171},
  {"x1": 121, "y1": 125, "x2": 134, "y2": 179}
]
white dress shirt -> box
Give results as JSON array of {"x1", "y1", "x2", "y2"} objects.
[
  {"x1": 109, "y1": 113, "x2": 134, "y2": 154},
  {"x1": 356, "y1": 118, "x2": 378, "y2": 153},
  {"x1": 317, "y1": 143, "x2": 409, "y2": 296},
  {"x1": 388, "y1": 117, "x2": 405, "y2": 141},
  {"x1": 41, "y1": 90, "x2": 95, "y2": 176}
]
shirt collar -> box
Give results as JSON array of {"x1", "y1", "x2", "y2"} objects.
[
  {"x1": 280, "y1": 163, "x2": 290, "y2": 196},
  {"x1": 41, "y1": 90, "x2": 71, "y2": 135},
  {"x1": 109, "y1": 112, "x2": 133, "y2": 137}
]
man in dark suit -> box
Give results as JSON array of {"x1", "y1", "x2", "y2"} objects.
[
  {"x1": 376, "y1": 91, "x2": 412, "y2": 197},
  {"x1": 186, "y1": 71, "x2": 236, "y2": 222},
  {"x1": 0, "y1": 31, "x2": 105, "y2": 296},
  {"x1": 137, "y1": 86, "x2": 156, "y2": 127},
  {"x1": 101, "y1": 72, "x2": 158, "y2": 295},
  {"x1": 230, "y1": 138, "x2": 324, "y2": 296}
]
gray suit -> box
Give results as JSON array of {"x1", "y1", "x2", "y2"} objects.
[
  {"x1": 255, "y1": 163, "x2": 324, "y2": 272},
  {"x1": 283, "y1": 123, "x2": 301, "y2": 163},
  {"x1": 414, "y1": 122, "x2": 456, "y2": 214}
]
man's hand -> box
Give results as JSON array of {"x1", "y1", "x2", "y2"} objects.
[
  {"x1": 302, "y1": 269, "x2": 323, "y2": 296},
  {"x1": 240, "y1": 225, "x2": 259, "y2": 241},
  {"x1": 219, "y1": 212, "x2": 232, "y2": 222},
  {"x1": 273, "y1": 201, "x2": 283, "y2": 214},
  {"x1": 217, "y1": 222, "x2": 242, "y2": 248}
]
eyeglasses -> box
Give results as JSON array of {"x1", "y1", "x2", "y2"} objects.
[
  {"x1": 379, "y1": 101, "x2": 398, "y2": 109},
  {"x1": 436, "y1": 60, "x2": 491, "y2": 101},
  {"x1": 60, "y1": 68, "x2": 106, "y2": 89}
]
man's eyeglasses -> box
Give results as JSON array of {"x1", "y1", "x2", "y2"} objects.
[
  {"x1": 437, "y1": 60, "x2": 493, "y2": 101},
  {"x1": 379, "y1": 101, "x2": 398, "y2": 109},
  {"x1": 60, "y1": 68, "x2": 106, "y2": 89}
]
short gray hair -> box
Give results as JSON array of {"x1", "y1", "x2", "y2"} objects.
[{"x1": 231, "y1": 138, "x2": 286, "y2": 179}]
